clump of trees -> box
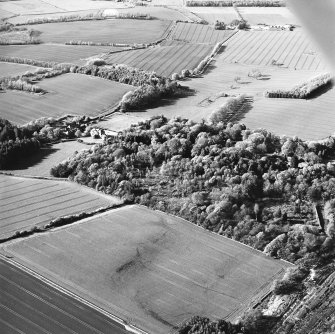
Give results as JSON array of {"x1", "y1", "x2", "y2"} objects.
[
  {"x1": 264, "y1": 73, "x2": 333, "y2": 99},
  {"x1": 49, "y1": 116, "x2": 335, "y2": 266},
  {"x1": 209, "y1": 94, "x2": 250, "y2": 124},
  {"x1": 178, "y1": 316, "x2": 244, "y2": 334}
]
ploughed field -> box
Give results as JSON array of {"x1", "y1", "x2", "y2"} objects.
[
  {"x1": 104, "y1": 43, "x2": 213, "y2": 77},
  {"x1": 2, "y1": 205, "x2": 291, "y2": 334},
  {"x1": 0, "y1": 174, "x2": 122, "y2": 240},
  {"x1": 219, "y1": 30, "x2": 327, "y2": 70},
  {"x1": 0, "y1": 259, "x2": 129, "y2": 334},
  {"x1": 1, "y1": 73, "x2": 133, "y2": 125}
]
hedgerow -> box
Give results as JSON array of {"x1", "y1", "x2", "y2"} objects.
[{"x1": 264, "y1": 73, "x2": 333, "y2": 99}]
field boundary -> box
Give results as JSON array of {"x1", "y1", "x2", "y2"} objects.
[
  {"x1": 0, "y1": 255, "x2": 148, "y2": 334},
  {"x1": 139, "y1": 204, "x2": 294, "y2": 267}
]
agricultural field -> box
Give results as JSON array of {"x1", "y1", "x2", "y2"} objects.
[
  {"x1": 0, "y1": 44, "x2": 120, "y2": 64},
  {"x1": 20, "y1": 19, "x2": 173, "y2": 45},
  {"x1": 188, "y1": 7, "x2": 238, "y2": 24},
  {"x1": 2, "y1": 205, "x2": 291, "y2": 334},
  {"x1": 238, "y1": 7, "x2": 297, "y2": 25},
  {"x1": 0, "y1": 73, "x2": 133, "y2": 125},
  {"x1": 170, "y1": 22, "x2": 237, "y2": 44},
  {"x1": 219, "y1": 30, "x2": 327, "y2": 70},
  {"x1": 0, "y1": 62, "x2": 40, "y2": 78},
  {"x1": 4, "y1": 141, "x2": 91, "y2": 177},
  {"x1": 103, "y1": 43, "x2": 213, "y2": 77},
  {"x1": 0, "y1": 174, "x2": 122, "y2": 240}
]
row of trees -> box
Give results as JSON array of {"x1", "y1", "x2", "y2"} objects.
[{"x1": 265, "y1": 73, "x2": 333, "y2": 99}]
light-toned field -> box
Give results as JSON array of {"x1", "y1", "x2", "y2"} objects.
[
  {"x1": 188, "y1": 7, "x2": 238, "y2": 23},
  {"x1": 104, "y1": 43, "x2": 213, "y2": 77},
  {"x1": 98, "y1": 113, "x2": 146, "y2": 132},
  {"x1": 3, "y1": 141, "x2": 90, "y2": 177},
  {"x1": 219, "y1": 29, "x2": 327, "y2": 70},
  {"x1": 170, "y1": 22, "x2": 237, "y2": 44},
  {"x1": 0, "y1": 0, "x2": 130, "y2": 15},
  {"x1": 0, "y1": 174, "x2": 121, "y2": 239},
  {"x1": 0, "y1": 73, "x2": 133, "y2": 124},
  {"x1": 2, "y1": 205, "x2": 291, "y2": 334},
  {"x1": 0, "y1": 7, "x2": 14, "y2": 20},
  {"x1": 0, "y1": 62, "x2": 40, "y2": 77},
  {"x1": 0, "y1": 44, "x2": 120, "y2": 64},
  {"x1": 22, "y1": 19, "x2": 172, "y2": 44},
  {"x1": 239, "y1": 7, "x2": 298, "y2": 25}
]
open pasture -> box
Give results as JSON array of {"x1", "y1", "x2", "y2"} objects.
[
  {"x1": 219, "y1": 30, "x2": 327, "y2": 70},
  {"x1": 0, "y1": 73, "x2": 133, "y2": 124},
  {"x1": 188, "y1": 7, "x2": 238, "y2": 24},
  {"x1": 0, "y1": 44, "x2": 119, "y2": 64},
  {"x1": 0, "y1": 174, "x2": 121, "y2": 240},
  {"x1": 0, "y1": 62, "x2": 40, "y2": 78},
  {"x1": 170, "y1": 22, "x2": 236, "y2": 44},
  {"x1": 22, "y1": 19, "x2": 172, "y2": 45},
  {"x1": 104, "y1": 43, "x2": 213, "y2": 77},
  {"x1": 2, "y1": 205, "x2": 291, "y2": 334},
  {"x1": 4, "y1": 141, "x2": 91, "y2": 177}
]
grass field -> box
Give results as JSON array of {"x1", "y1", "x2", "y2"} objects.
[
  {"x1": 0, "y1": 44, "x2": 121, "y2": 64},
  {"x1": 0, "y1": 73, "x2": 133, "y2": 124},
  {"x1": 104, "y1": 43, "x2": 213, "y2": 77},
  {"x1": 219, "y1": 29, "x2": 327, "y2": 70},
  {"x1": 0, "y1": 62, "x2": 40, "y2": 78},
  {"x1": 22, "y1": 19, "x2": 172, "y2": 44},
  {"x1": 3, "y1": 141, "x2": 91, "y2": 177},
  {"x1": 170, "y1": 22, "x2": 236, "y2": 44},
  {"x1": 0, "y1": 174, "x2": 122, "y2": 240},
  {"x1": 2, "y1": 205, "x2": 291, "y2": 334}
]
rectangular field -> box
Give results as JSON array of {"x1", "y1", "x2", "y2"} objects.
[
  {"x1": 0, "y1": 44, "x2": 120, "y2": 64},
  {"x1": 188, "y1": 7, "x2": 238, "y2": 23},
  {"x1": 104, "y1": 43, "x2": 213, "y2": 77},
  {"x1": 219, "y1": 30, "x2": 327, "y2": 70},
  {"x1": 22, "y1": 19, "x2": 172, "y2": 44},
  {"x1": 0, "y1": 73, "x2": 133, "y2": 124},
  {"x1": 2, "y1": 205, "x2": 291, "y2": 334},
  {"x1": 0, "y1": 62, "x2": 40, "y2": 78},
  {"x1": 0, "y1": 174, "x2": 122, "y2": 240},
  {"x1": 0, "y1": 260, "x2": 128, "y2": 334},
  {"x1": 170, "y1": 22, "x2": 236, "y2": 44}
]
